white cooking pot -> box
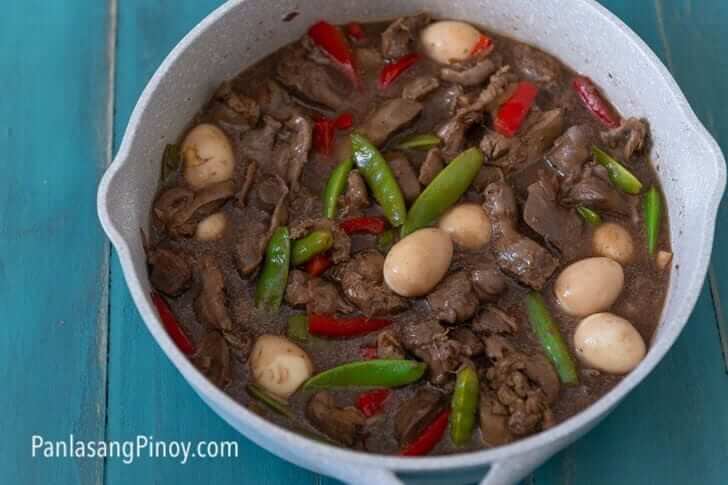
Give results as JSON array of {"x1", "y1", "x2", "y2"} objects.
[{"x1": 97, "y1": 0, "x2": 726, "y2": 483}]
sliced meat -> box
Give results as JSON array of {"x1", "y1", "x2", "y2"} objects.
[
  {"x1": 386, "y1": 152, "x2": 421, "y2": 203},
  {"x1": 440, "y1": 53, "x2": 501, "y2": 87},
  {"x1": 255, "y1": 80, "x2": 296, "y2": 120},
  {"x1": 394, "y1": 388, "x2": 446, "y2": 445},
  {"x1": 251, "y1": 174, "x2": 288, "y2": 213},
  {"x1": 473, "y1": 165, "x2": 504, "y2": 192},
  {"x1": 427, "y1": 271, "x2": 479, "y2": 324},
  {"x1": 401, "y1": 76, "x2": 440, "y2": 100},
  {"x1": 240, "y1": 115, "x2": 282, "y2": 165},
  {"x1": 480, "y1": 130, "x2": 514, "y2": 161},
  {"x1": 437, "y1": 110, "x2": 483, "y2": 160},
  {"x1": 419, "y1": 148, "x2": 444, "y2": 185},
  {"x1": 491, "y1": 109, "x2": 565, "y2": 171},
  {"x1": 147, "y1": 247, "x2": 192, "y2": 297},
  {"x1": 547, "y1": 124, "x2": 594, "y2": 182},
  {"x1": 341, "y1": 169, "x2": 369, "y2": 216},
  {"x1": 194, "y1": 255, "x2": 234, "y2": 332},
  {"x1": 523, "y1": 172, "x2": 583, "y2": 255},
  {"x1": 398, "y1": 319, "x2": 462, "y2": 385},
  {"x1": 306, "y1": 391, "x2": 366, "y2": 447},
  {"x1": 473, "y1": 305, "x2": 518, "y2": 336},
  {"x1": 470, "y1": 265, "x2": 507, "y2": 302},
  {"x1": 331, "y1": 250, "x2": 407, "y2": 316},
  {"x1": 276, "y1": 46, "x2": 348, "y2": 110},
  {"x1": 482, "y1": 181, "x2": 559, "y2": 289},
  {"x1": 234, "y1": 219, "x2": 268, "y2": 277},
  {"x1": 235, "y1": 160, "x2": 257, "y2": 207},
  {"x1": 377, "y1": 329, "x2": 405, "y2": 359},
  {"x1": 450, "y1": 327, "x2": 484, "y2": 357},
  {"x1": 192, "y1": 331, "x2": 231, "y2": 389},
  {"x1": 483, "y1": 335, "x2": 516, "y2": 361},
  {"x1": 278, "y1": 114, "x2": 313, "y2": 191},
  {"x1": 156, "y1": 180, "x2": 236, "y2": 237},
  {"x1": 600, "y1": 117, "x2": 647, "y2": 160},
  {"x1": 285, "y1": 269, "x2": 354, "y2": 315},
  {"x1": 511, "y1": 43, "x2": 561, "y2": 84},
  {"x1": 562, "y1": 163, "x2": 633, "y2": 215},
  {"x1": 358, "y1": 98, "x2": 423, "y2": 146},
  {"x1": 480, "y1": 394, "x2": 513, "y2": 446},
  {"x1": 209, "y1": 81, "x2": 260, "y2": 128},
  {"x1": 381, "y1": 13, "x2": 431, "y2": 59}
]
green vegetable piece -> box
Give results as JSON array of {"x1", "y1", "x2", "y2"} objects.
[
  {"x1": 287, "y1": 314, "x2": 310, "y2": 343},
  {"x1": 401, "y1": 147, "x2": 484, "y2": 236},
  {"x1": 161, "y1": 143, "x2": 181, "y2": 181},
  {"x1": 396, "y1": 133, "x2": 442, "y2": 151},
  {"x1": 525, "y1": 292, "x2": 579, "y2": 385},
  {"x1": 246, "y1": 384, "x2": 292, "y2": 418},
  {"x1": 350, "y1": 134, "x2": 408, "y2": 227},
  {"x1": 592, "y1": 146, "x2": 643, "y2": 194},
  {"x1": 643, "y1": 186, "x2": 662, "y2": 255},
  {"x1": 255, "y1": 227, "x2": 291, "y2": 313},
  {"x1": 577, "y1": 206, "x2": 602, "y2": 226},
  {"x1": 303, "y1": 359, "x2": 426, "y2": 390},
  {"x1": 450, "y1": 366, "x2": 479, "y2": 445},
  {"x1": 322, "y1": 157, "x2": 354, "y2": 218},
  {"x1": 291, "y1": 229, "x2": 333, "y2": 266},
  {"x1": 376, "y1": 229, "x2": 395, "y2": 253}
]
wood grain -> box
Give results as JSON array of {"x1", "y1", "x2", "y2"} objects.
[{"x1": 0, "y1": 1, "x2": 113, "y2": 484}]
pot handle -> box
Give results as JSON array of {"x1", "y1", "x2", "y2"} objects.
[{"x1": 479, "y1": 446, "x2": 556, "y2": 485}]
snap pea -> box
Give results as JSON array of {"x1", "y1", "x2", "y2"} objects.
[
  {"x1": 376, "y1": 229, "x2": 395, "y2": 253},
  {"x1": 350, "y1": 134, "x2": 408, "y2": 227},
  {"x1": 525, "y1": 292, "x2": 579, "y2": 385},
  {"x1": 255, "y1": 227, "x2": 290, "y2": 313},
  {"x1": 396, "y1": 133, "x2": 442, "y2": 151},
  {"x1": 287, "y1": 314, "x2": 310, "y2": 343},
  {"x1": 246, "y1": 384, "x2": 293, "y2": 418},
  {"x1": 592, "y1": 146, "x2": 643, "y2": 194},
  {"x1": 322, "y1": 157, "x2": 354, "y2": 218},
  {"x1": 303, "y1": 359, "x2": 426, "y2": 390},
  {"x1": 643, "y1": 186, "x2": 662, "y2": 255},
  {"x1": 401, "y1": 147, "x2": 484, "y2": 236},
  {"x1": 450, "y1": 366, "x2": 479, "y2": 446},
  {"x1": 291, "y1": 229, "x2": 333, "y2": 266},
  {"x1": 576, "y1": 206, "x2": 602, "y2": 226}
]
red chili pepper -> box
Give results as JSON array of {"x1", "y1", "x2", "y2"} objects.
[
  {"x1": 339, "y1": 216, "x2": 387, "y2": 235},
  {"x1": 308, "y1": 314, "x2": 392, "y2": 337},
  {"x1": 379, "y1": 53, "x2": 420, "y2": 89},
  {"x1": 359, "y1": 345, "x2": 378, "y2": 360},
  {"x1": 470, "y1": 34, "x2": 493, "y2": 57},
  {"x1": 494, "y1": 81, "x2": 539, "y2": 137},
  {"x1": 308, "y1": 20, "x2": 359, "y2": 87},
  {"x1": 334, "y1": 112, "x2": 354, "y2": 130},
  {"x1": 313, "y1": 118, "x2": 336, "y2": 156},
  {"x1": 346, "y1": 22, "x2": 365, "y2": 41},
  {"x1": 356, "y1": 389, "x2": 392, "y2": 417},
  {"x1": 572, "y1": 75, "x2": 621, "y2": 128},
  {"x1": 400, "y1": 409, "x2": 450, "y2": 456},
  {"x1": 150, "y1": 292, "x2": 195, "y2": 355},
  {"x1": 304, "y1": 253, "x2": 332, "y2": 277}
]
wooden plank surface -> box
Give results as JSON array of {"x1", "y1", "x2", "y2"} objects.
[{"x1": 0, "y1": 1, "x2": 113, "y2": 485}]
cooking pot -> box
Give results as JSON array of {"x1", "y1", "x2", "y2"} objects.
[{"x1": 97, "y1": 0, "x2": 726, "y2": 483}]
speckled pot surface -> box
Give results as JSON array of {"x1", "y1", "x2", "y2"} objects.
[{"x1": 97, "y1": 1, "x2": 726, "y2": 483}]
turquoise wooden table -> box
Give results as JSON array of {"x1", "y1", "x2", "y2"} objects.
[{"x1": 3, "y1": 1, "x2": 728, "y2": 484}]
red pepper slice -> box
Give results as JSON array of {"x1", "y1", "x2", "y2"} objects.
[
  {"x1": 379, "y1": 53, "x2": 420, "y2": 89},
  {"x1": 313, "y1": 118, "x2": 336, "y2": 156},
  {"x1": 346, "y1": 22, "x2": 366, "y2": 41},
  {"x1": 335, "y1": 112, "x2": 354, "y2": 130},
  {"x1": 339, "y1": 216, "x2": 387, "y2": 235},
  {"x1": 359, "y1": 345, "x2": 378, "y2": 360},
  {"x1": 304, "y1": 253, "x2": 332, "y2": 277},
  {"x1": 470, "y1": 34, "x2": 493, "y2": 57},
  {"x1": 308, "y1": 314, "x2": 392, "y2": 337},
  {"x1": 494, "y1": 81, "x2": 539, "y2": 137},
  {"x1": 356, "y1": 389, "x2": 392, "y2": 417},
  {"x1": 308, "y1": 20, "x2": 359, "y2": 87},
  {"x1": 400, "y1": 409, "x2": 450, "y2": 456},
  {"x1": 151, "y1": 292, "x2": 195, "y2": 355},
  {"x1": 572, "y1": 75, "x2": 621, "y2": 128}
]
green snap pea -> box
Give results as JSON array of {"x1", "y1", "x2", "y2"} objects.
[
  {"x1": 592, "y1": 146, "x2": 643, "y2": 194},
  {"x1": 350, "y1": 134, "x2": 408, "y2": 227},
  {"x1": 287, "y1": 314, "x2": 310, "y2": 343},
  {"x1": 576, "y1": 206, "x2": 602, "y2": 226},
  {"x1": 246, "y1": 384, "x2": 293, "y2": 418},
  {"x1": 396, "y1": 133, "x2": 442, "y2": 151},
  {"x1": 291, "y1": 229, "x2": 333, "y2": 266},
  {"x1": 450, "y1": 366, "x2": 479, "y2": 446},
  {"x1": 376, "y1": 229, "x2": 395, "y2": 253},
  {"x1": 526, "y1": 292, "x2": 579, "y2": 385},
  {"x1": 255, "y1": 227, "x2": 290, "y2": 313},
  {"x1": 322, "y1": 157, "x2": 354, "y2": 218},
  {"x1": 303, "y1": 359, "x2": 426, "y2": 390},
  {"x1": 643, "y1": 186, "x2": 662, "y2": 255},
  {"x1": 401, "y1": 147, "x2": 484, "y2": 236}
]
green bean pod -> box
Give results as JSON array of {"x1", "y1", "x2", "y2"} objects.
[
  {"x1": 526, "y1": 292, "x2": 579, "y2": 385},
  {"x1": 287, "y1": 315, "x2": 310, "y2": 343},
  {"x1": 643, "y1": 186, "x2": 662, "y2": 255},
  {"x1": 322, "y1": 157, "x2": 354, "y2": 218},
  {"x1": 396, "y1": 133, "x2": 442, "y2": 151},
  {"x1": 450, "y1": 366, "x2": 479, "y2": 445},
  {"x1": 255, "y1": 227, "x2": 290, "y2": 313},
  {"x1": 592, "y1": 146, "x2": 643, "y2": 194},
  {"x1": 350, "y1": 134, "x2": 408, "y2": 227},
  {"x1": 376, "y1": 229, "x2": 395, "y2": 253},
  {"x1": 303, "y1": 360, "x2": 426, "y2": 390},
  {"x1": 246, "y1": 384, "x2": 293, "y2": 417},
  {"x1": 577, "y1": 206, "x2": 602, "y2": 226},
  {"x1": 291, "y1": 229, "x2": 333, "y2": 266}
]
